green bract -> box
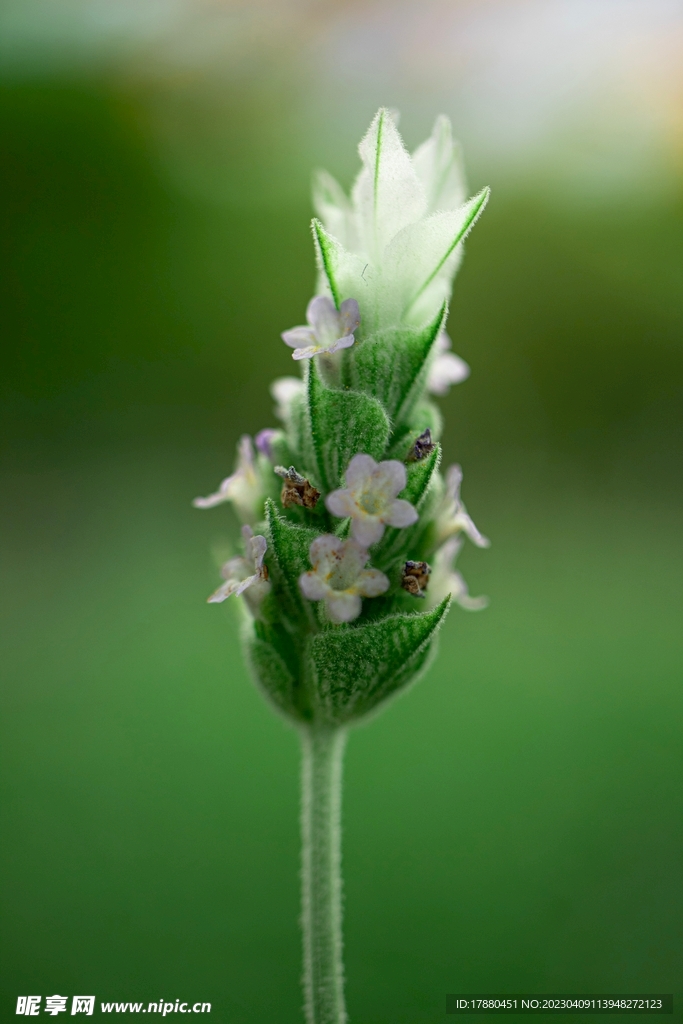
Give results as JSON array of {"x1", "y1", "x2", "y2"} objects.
[{"x1": 194, "y1": 108, "x2": 490, "y2": 727}]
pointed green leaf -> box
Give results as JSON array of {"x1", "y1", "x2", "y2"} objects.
[
  {"x1": 307, "y1": 598, "x2": 451, "y2": 722},
  {"x1": 244, "y1": 624, "x2": 305, "y2": 721},
  {"x1": 264, "y1": 499, "x2": 319, "y2": 627},
  {"x1": 411, "y1": 114, "x2": 467, "y2": 214},
  {"x1": 386, "y1": 401, "x2": 444, "y2": 461},
  {"x1": 350, "y1": 303, "x2": 445, "y2": 423},
  {"x1": 402, "y1": 444, "x2": 442, "y2": 509},
  {"x1": 351, "y1": 107, "x2": 427, "y2": 260},
  {"x1": 306, "y1": 362, "x2": 391, "y2": 493},
  {"x1": 311, "y1": 218, "x2": 367, "y2": 312},
  {"x1": 382, "y1": 188, "x2": 489, "y2": 321}
]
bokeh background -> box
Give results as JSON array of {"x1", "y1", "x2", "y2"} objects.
[{"x1": 1, "y1": 1, "x2": 682, "y2": 1021}]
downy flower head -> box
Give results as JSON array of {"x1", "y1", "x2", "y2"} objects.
[
  {"x1": 299, "y1": 535, "x2": 389, "y2": 624},
  {"x1": 429, "y1": 535, "x2": 487, "y2": 610},
  {"x1": 326, "y1": 453, "x2": 418, "y2": 546},
  {"x1": 207, "y1": 525, "x2": 270, "y2": 614},
  {"x1": 195, "y1": 108, "x2": 490, "y2": 728},
  {"x1": 193, "y1": 435, "x2": 265, "y2": 524},
  {"x1": 312, "y1": 109, "x2": 489, "y2": 332},
  {"x1": 427, "y1": 331, "x2": 470, "y2": 395},
  {"x1": 436, "y1": 464, "x2": 490, "y2": 548},
  {"x1": 282, "y1": 296, "x2": 360, "y2": 360}
]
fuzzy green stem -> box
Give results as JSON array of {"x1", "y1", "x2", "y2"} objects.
[{"x1": 300, "y1": 725, "x2": 347, "y2": 1024}]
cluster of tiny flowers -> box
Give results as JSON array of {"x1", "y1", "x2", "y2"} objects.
[{"x1": 193, "y1": 421, "x2": 487, "y2": 623}]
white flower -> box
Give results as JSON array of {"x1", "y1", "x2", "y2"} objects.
[
  {"x1": 282, "y1": 296, "x2": 360, "y2": 361},
  {"x1": 312, "y1": 109, "x2": 489, "y2": 331},
  {"x1": 299, "y1": 535, "x2": 389, "y2": 623},
  {"x1": 271, "y1": 376, "x2": 303, "y2": 422},
  {"x1": 430, "y1": 536, "x2": 487, "y2": 611},
  {"x1": 436, "y1": 464, "x2": 490, "y2": 548},
  {"x1": 326, "y1": 453, "x2": 419, "y2": 546},
  {"x1": 208, "y1": 526, "x2": 270, "y2": 612},
  {"x1": 193, "y1": 435, "x2": 263, "y2": 524},
  {"x1": 427, "y1": 331, "x2": 470, "y2": 395}
]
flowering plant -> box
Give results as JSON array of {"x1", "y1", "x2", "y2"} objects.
[{"x1": 194, "y1": 109, "x2": 489, "y2": 1024}]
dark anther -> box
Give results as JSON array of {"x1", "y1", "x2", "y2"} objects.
[
  {"x1": 407, "y1": 428, "x2": 436, "y2": 461},
  {"x1": 401, "y1": 560, "x2": 431, "y2": 597},
  {"x1": 275, "y1": 465, "x2": 321, "y2": 510}
]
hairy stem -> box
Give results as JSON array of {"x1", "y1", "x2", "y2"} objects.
[{"x1": 300, "y1": 725, "x2": 347, "y2": 1024}]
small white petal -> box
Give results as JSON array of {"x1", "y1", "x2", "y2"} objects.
[
  {"x1": 428, "y1": 352, "x2": 470, "y2": 395},
  {"x1": 456, "y1": 512, "x2": 490, "y2": 549},
  {"x1": 249, "y1": 534, "x2": 268, "y2": 568},
  {"x1": 326, "y1": 333, "x2": 356, "y2": 354},
  {"x1": 233, "y1": 571, "x2": 261, "y2": 597},
  {"x1": 299, "y1": 572, "x2": 328, "y2": 602},
  {"x1": 350, "y1": 516, "x2": 385, "y2": 547},
  {"x1": 325, "y1": 488, "x2": 357, "y2": 519},
  {"x1": 192, "y1": 474, "x2": 235, "y2": 509},
  {"x1": 439, "y1": 535, "x2": 463, "y2": 566},
  {"x1": 338, "y1": 298, "x2": 360, "y2": 334},
  {"x1": 326, "y1": 591, "x2": 362, "y2": 623},
  {"x1": 344, "y1": 453, "x2": 377, "y2": 488},
  {"x1": 446, "y1": 464, "x2": 463, "y2": 502},
  {"x1": 237, "y1": 434, "x2": 255, "y2": 468},
  {"x1": 307, "y1": 295, "x2": 340, "y2": 346},
  {"x1": 282, "y1": 326, "x2": 315, "y2": 349},
  {"x1": 292, "y1": 345, "x2": 323, "y2": 360},
  {"x1": 386, "y1": 498, "x2": 419, "y2": 528},
  {"x1": 357, "y1": 568, "x2": 390, "y2": 598},
  {"x1": 450, "y1": 570, "x2": 488, "y2": 611},
  {"x1": 309, "y1": 534, "x2": 345, "y2": 566},
  {"x1": 373, "y1": 459, "x2": 407, "y2": 498},
  {"x1": 207, "y1": 578, "x2": 242, "y2": 603}
]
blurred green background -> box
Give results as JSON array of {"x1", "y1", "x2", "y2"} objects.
[{"x1": 1, "y1": 2, "x2": 682, "y2": 1021}]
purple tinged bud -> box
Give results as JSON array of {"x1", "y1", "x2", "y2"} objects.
[{"x1": 255, "y1": 428, "x2": 278, "y2": 460}]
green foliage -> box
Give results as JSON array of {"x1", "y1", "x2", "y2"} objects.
[
  {"x1": 306, "y1": 598, "x2": 450, "y2": 723},
  {"x1": 312, "y1": 218, "x2": 366, "y2": 312},
  {"x1": 264, "y1": 499, "x2": 320, "y2": 629},
  {"x1": 305, "y1": 362, "x2": 391, "y2": 493},
  {"x1": 349, "y1": 303, "x2": 446, "y2": 423},
  {"x1": 401, "y1": 445, "x2": 442, "y2": 508},
  {"x1": 245, "y1": 629, "x2": 299, "y2": 719}
]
